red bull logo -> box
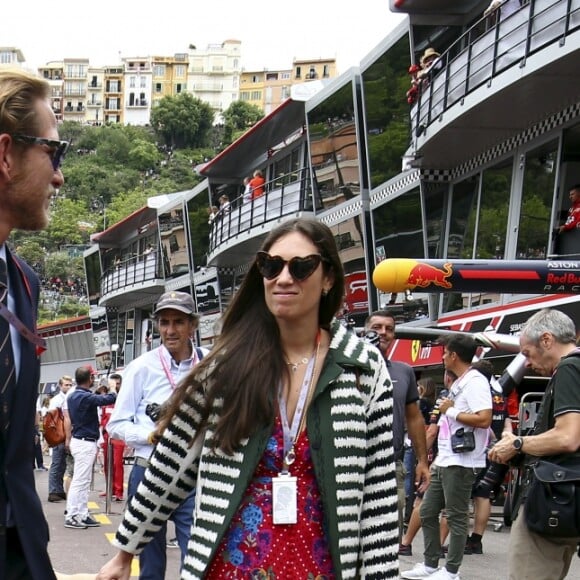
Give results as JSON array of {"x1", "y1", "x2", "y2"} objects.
[{"x1": 407, "y1": 262, "x2": 453, "y2": 289}]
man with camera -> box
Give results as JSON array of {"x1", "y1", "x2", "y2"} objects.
[
  {"x1": 464, "y1": 359, "x2": 512, "y2": 555},
  {"x1": 402, "y1": 335, "x2": 492, "y2": 580},
  {"x1": 489, "y1": 308, "x2": 580, "y2": 580},
  {"x1": 107, "y1": 291, "x2": 207, "y2": 579}
]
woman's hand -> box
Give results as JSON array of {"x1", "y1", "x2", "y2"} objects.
[{"x1": 95, "y1": 551, "x2": 134, "y2": 580}]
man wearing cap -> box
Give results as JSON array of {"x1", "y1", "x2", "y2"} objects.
[{"x1": 107, "y1": 291, "x2": 206, "y2": 579}]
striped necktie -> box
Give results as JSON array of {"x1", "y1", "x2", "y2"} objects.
[{"x1": 0, "y1": 259, "x2": 15, "y2": 432}]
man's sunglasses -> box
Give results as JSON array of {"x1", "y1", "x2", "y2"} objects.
[
  {"x1": 12, "y1": 134, "x2": 70, "y2": 171},
  {"x1": 256, "y1": 251, "x2": 325, "y2": 281}
]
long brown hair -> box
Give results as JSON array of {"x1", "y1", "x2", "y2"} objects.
[
  {"x1": 157, "y1": 218, "x2": 345, "y2": 454},
  {"x1": 417, "y1": 377, "x2": 437, "y2": 407}
]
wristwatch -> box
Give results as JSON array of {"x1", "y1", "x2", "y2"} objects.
[{"x1": 513, "y1": 437, "x2": 524, "y2": 452}]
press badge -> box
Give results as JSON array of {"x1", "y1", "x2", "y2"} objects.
[{"x1": 272, "y1": 474, "x2": 297, "y2": 524}]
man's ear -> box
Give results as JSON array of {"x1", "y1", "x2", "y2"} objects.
[{"x1": 0, "y1": 134, "x2": 14, "y2": 180}]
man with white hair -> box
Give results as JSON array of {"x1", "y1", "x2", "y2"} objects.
[{"x1": 490, "y1": 308, "x2": 580, "y2": 580}]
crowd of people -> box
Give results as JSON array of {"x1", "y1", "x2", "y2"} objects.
[
  {"x1": 97, "y1": 219, "x2": 400, "y2": 579},
  {"x1": 0, "y1": 66, "x2": 579, "y2": 580},
  {"x1": 208, "y1": 168, "x2": 267, "y2": 226},
  {"x1": 406, "y1": 1, "x2": 525, "y2": 106}
]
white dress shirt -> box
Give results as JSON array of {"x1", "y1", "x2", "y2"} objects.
[{"x1": 107, "y1": 343, "x2": 206, "y2": 459}]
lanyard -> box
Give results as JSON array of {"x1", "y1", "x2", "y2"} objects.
[
  {"x1": 158, "y1": 343, "x2": 198, "y2": 389},
  {"x1": 0, "y1": 290, "x2": 46, "y2": 351},
  {"x1": 278, "y1": 330, "x2": 321, "y2": 474},
  {"x1": 448, "y1": 367, "x2": 473, "y2": 401}
]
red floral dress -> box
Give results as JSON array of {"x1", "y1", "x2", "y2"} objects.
[{"x1": 207, "y1": 416, "x2": 335, "y2": 579}]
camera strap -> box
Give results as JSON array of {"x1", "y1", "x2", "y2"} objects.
[
  {"x1": 447, "y1": 369, "x2": 482, "y2": 433},
  {"x1": 447, "y1": 368, "x2": 475, "y2": 401}
]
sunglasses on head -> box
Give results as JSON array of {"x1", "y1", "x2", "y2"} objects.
[
  {"x1": 11, "y1": 134, "x2": 70, "y2": 171},
  {"x1": 256, "y1": 251, "x2": 324, "y2": 281}
]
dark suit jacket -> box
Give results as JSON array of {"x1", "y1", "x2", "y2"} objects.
[{"x1": 0, "y1": 248, "x2": 56, "y2": 579}]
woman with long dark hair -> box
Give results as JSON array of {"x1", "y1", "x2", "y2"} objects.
[{"x1": 97, "y1": 218, "x2": 399, "y2": 579}]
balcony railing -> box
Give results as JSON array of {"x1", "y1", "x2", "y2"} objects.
[
  {"x1": 191, "y1": 83, "x2": 224, "y2": 91},
  {"x1": 208, "y1": 168, "x2": 312, "y2": 252},
  {"x1": 412, "y1": 0, "x2": 580, "y2": 137},
  {"x1": 101, "y1": 252, "x2": 162, "y2": 297},
  {"x1": 126, "y1": 100, "x2": 149, "y2": 107}
]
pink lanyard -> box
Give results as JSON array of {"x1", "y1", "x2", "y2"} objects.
[
  {"x1": 0, "y1": 255, "x2": 47, "y2": 354},
  {"x1": 158, "y1": 344, "x2": 198, "y2": 389}
]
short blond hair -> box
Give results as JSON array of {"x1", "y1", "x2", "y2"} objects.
[{"x1": 0, "y1": 68, "x2": 50, "y2": 135}]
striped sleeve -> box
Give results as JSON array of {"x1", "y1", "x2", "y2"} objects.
[{"x1": 112, "y1": 390, "x2": 204, "y2": 553}]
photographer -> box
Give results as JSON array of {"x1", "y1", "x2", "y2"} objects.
[
  {"x1": 465, "y1": 359, "x2": 512, "y2": 555},
  {"x1": 489, "y1": 309, "x2": 580, "y2": 580},
  {"x1": 402, "y1": 335, "x2": 492, "y2": 580}
]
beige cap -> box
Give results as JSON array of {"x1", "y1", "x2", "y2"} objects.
[
  {"x1": 154, "y1": 291, "x2": 197, "y2": 317},
  {"x1": 420, "y1": 47, "x2": 441, "y2": 66}
]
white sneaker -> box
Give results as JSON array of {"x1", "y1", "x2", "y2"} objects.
[
  {"x1": 429, "y1": 569, "x2": 460, "y2": 580},
  {"x1": 401, "y1": 563, "x2": 439, "y2": 579}
]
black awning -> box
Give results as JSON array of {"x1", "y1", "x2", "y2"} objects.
[{"x1": 199, "y1": 99, "x2": 306, "y2": 180}]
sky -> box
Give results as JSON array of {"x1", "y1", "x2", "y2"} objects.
[{"x1": 4, "y1": 1, "x2": 405, "y2": 73}]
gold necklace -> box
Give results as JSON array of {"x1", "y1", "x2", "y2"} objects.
[
  {"x1": 286, "y1": 356, "x2": 310, "y2": 372},
  {"x1": 285, "y1": 331, "x2": 320, "y2": 372}
]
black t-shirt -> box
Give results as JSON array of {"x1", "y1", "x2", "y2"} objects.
[
  {"x1": 419, "y1": 398, "x2": 434, "y2": 425},
  {"x1": 490, "y1": 390, "x2": 507, "y2": 440},
  {"x1": 534, "y1": 351, "x2": 580, "y2": 463}
]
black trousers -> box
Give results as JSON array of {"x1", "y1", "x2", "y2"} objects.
[{"x1": 4, "y1": 527, "x2": 33, "y2": 580}]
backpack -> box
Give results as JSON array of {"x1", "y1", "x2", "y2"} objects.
[{"x1": 43, "y1": 408, "x2": 66, "y2": 447}]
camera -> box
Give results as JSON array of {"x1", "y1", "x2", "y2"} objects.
[
  {"x1": 429, "y1": 389, "x2": 449, "y2": 424},
  {"x1": 474, "y1": 459, "x2": 509, "y2": 497},
  {"x1": 451, "y1": 428, "x2": 476, "y2": 453},
  {"x1": 145, "y1": 402, "x2": 162, "y2": 423},
  {"x1": 363, "y1": 330, "x2": 380, "y2": 347}
]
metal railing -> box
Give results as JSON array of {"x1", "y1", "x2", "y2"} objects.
[
  {"x1": 412, "y1": 0, "x2": 580, "y2": 137},
  {"x1": 208, "y1": 168, "x2": 312, "y2": 252},
  {"x1": 101, "y1": 251, "x2": 162, "y2": 297}
]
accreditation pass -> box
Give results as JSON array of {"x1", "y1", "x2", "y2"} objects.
[{"x1": 272, "y1": 474, "x2": 298, "y2": 524}]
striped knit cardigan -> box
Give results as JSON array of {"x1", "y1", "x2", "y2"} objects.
[{"x1": 113, "y1": 320, "x2": 399, "y2": 578}]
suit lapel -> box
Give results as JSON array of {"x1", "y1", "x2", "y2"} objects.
[{"x1": 4, "y1": 249, "x2": 37, "y2": 392}]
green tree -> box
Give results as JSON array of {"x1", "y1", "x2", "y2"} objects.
[
  {"x1": 14, "y1": 240, "x2": 46, "y2": 272},
  {"x1": 58, "y1": 120, "x2": 87, "y2": 148},
  {"x1": 61, "y1": 152, "x2": 143, "y2": 205},
  {"x1": 222, "y1": 101, "x2": 264, "y2": 145},
  {"x1": 128, "y1": 139, "x2": 161, "y2": 172},
  {"x1": 105, "y1": 188, "x2": 150, "y2": 227},
  {"x1": 151, "y1": 93, "x2": 214, "y2": 149},
  {"x1": 47, "y1": 198, "x2": 93, "y2": 248},
  {"x1": 44, "y1": 252, "x2": 85, "y2": 282}
]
